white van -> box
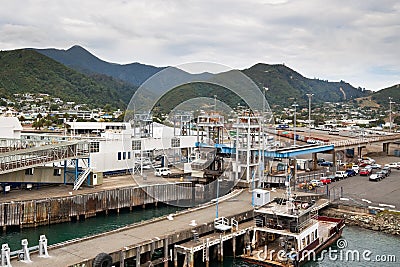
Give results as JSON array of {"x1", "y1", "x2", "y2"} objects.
[{"x1": 154, "y1": 167, "x2": 171, "y2": 177}]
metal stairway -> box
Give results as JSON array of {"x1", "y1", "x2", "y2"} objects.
[{"x1": 73, "y1": 168, "x2": 92, "y2": 190}]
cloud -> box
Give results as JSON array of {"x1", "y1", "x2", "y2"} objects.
[{"x1": 0, "y1": 0, "x2": 399, "y2": 90}]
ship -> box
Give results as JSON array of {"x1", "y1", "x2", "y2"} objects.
[{"x1": 241, "y1": 189, "x2": 345, "y2": 266}]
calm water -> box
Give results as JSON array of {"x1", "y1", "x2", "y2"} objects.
[
  {"x1": 216, "y1": 226, "x2": 400, "y2": 267},
  {"x1": 1, "y1": 207, "x2": 399, "y2": 267},
  {"x1": 0, "y1": 204, "x2": 183, "y2": 251}
]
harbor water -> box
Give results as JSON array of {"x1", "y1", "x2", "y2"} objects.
[
  {"x1": 1, "y1": 205, "x2": 399, "y2": 267},
  {"x1": 216, "y1": 226, "x2": 400, "y2": 267},
  {"x1": 0, "y1": 203, "x2": 183, "y2": 251}
]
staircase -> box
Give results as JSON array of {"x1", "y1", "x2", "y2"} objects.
[{"x1": 73, "y1": 168, "x2": 92, "y2": 190}]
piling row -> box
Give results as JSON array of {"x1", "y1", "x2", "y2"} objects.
[{"x1": 0, "y1": 182, "x2": 193, "y2": 229}]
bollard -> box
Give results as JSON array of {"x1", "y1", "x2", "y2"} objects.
[
  {"x1": 39, "y1": 235, "x2": 49, "y2": 258},
  {"x1": 19, "y1": 239, "x2": 31, "y2": 262},
  {"x1": 1, "y1": 244, "x2": 12, "y2": 267}
]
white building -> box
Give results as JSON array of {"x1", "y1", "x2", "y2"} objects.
[{"x1": 0, "y1": 117, "x2": 23, "y2": 139}]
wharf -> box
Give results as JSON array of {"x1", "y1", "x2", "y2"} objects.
[
  {"x1": 10, "y1": 189, "x2": 255, "y2": 267},
  {"x1": 8, "y1": 187, "x2": 327, "y2": 267}
]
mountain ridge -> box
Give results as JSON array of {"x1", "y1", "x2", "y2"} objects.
[{"x1": 34, "y1": 45, "x2": 164, "y2": 87}]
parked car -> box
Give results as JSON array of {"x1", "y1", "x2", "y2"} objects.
[
  {"x1": 319, "y1": 161, "x2": 333, "y2": 167},
  {"x1": 310, "y1": 179, "x2": 324, "y2": 187},
  {"x1": 327, "y1": 174, "x2": 338, "y2": 182},
  {"x1": 154, "y1": 167, "x2": 171, "y2": 177},
  {"x1": 352, "y1": 165, "x2": 360, "y2": 173},
  {"x1": 376, "y1": 171, "x2": 386, "y2": 179},
  {"x1": 345, "y1": 169, "x2": 357, "y2": 177},
  {"x1": 320, "y1": 177, "x2": 332, "y2": 184},
  {"x1": 369, "y1": 173, "x2": 383, "y2": 181},
  {"x1": 335, "y1": 171, "x2": 348, "y2": 180},
  {"x1": 384, "y1": 163, "x2": 400, "y2": 169},
  {"x1": 364, "y1": 165, "x2": 373, "y2": 171},
  {"x1": 382, "y1": 166, "x2": 391, "y2": 175},
  {"x1": 345, "y1": 162, "x2": 354, "y2": 169},
  {"x1": 361, "y1": 157, "x2": 376, "y2": 164},
  {"x1": 359, "y1": 168, "x2": 372, "y2": 176},
  {"x1": 370, "y1": 163, "x2": 382, "y2": 169}
]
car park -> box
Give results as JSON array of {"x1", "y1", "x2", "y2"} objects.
[
  {"x1": 345, "y1": 169, "x2": 357, "y2": 177},
  {"x1": 359, "y1": 168, "x2": 372, "y2": 176}
]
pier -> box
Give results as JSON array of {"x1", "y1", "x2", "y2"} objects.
[
  {"x1": 8, "y1": 189, "x2": 254, "y2": 267},
  {"x1": 4, "y1": 188, "x2": 328, "y2": 267}
]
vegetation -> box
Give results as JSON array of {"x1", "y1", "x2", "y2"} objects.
[
  {"x1": 242, "y1": 63, "x2": 370, "y2": 107},
  {"x1": 370, "y1": 84, "x2": 400, "y2": 108},
  {"x1": 0, "y1": 49, "x2": 136, "y2": 109}
]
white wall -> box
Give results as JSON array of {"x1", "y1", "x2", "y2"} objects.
[{"x1": 0, "y1": 117, "x2": 22, "y2": 139}]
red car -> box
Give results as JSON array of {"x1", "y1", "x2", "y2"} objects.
[
  {"x1": 359, "y1": 168, "x2": 372, "y2": 176},
  {"x1": 320, "y1": 177, "x2": 332, "y2": 184}
]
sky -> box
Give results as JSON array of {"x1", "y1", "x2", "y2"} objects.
[{"x1": 0, "y1": 0, "x2": 399, "y2": 91}]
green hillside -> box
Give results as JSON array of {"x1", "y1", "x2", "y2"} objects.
[
  {"x1": 370, "y1": 84, "x2": 400, "y2": 107},
  {"x1": 242, "y1": 63, "x2": 370, "y2": 107},
  {"x1": 0, "y1": 49, "x2": 136, "y2": 109}
]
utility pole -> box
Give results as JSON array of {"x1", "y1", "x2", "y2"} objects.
[
  {"x1": 292, "y1": 102, "x2": 298, "y2": 146},
  {"x1": 389, "y1": 97, "x2": 395, "y2": 133},
  {"x1": 306, "y1": 94, "x2": 314, "y2": 138}
]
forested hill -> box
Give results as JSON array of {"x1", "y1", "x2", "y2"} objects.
[
  {"x1": 242, "y1": 63, "x2": 371, "y2": 106},
  {"x1": 0, "y1": 49, "x2": 136, "y2": 109}
]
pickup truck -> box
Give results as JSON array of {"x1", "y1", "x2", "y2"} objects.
[
  {"x1": 319, "y1": 161, "x2": 333, "y2": 167},
  {"x1": 384, "y1": 162, "x2": 400, "y2": 170}
]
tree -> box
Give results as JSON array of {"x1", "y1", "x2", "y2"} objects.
[{"x1": 32, "y1": 119, "x2": 44, "y2": 130}]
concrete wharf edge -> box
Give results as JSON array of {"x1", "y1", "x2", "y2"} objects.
[{"x1": 10, "y1": 189, "x2": 256, "y2": 267}]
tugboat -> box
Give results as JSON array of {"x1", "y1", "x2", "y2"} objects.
[{"x1": 241, "y1": 188, "x2": 345, "y2": 266}]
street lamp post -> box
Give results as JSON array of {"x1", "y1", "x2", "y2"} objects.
[
  {"x1": 389, "y1": 97, "x2": 395, "y2": 133},
  {"x1": 214, "y1": 95, "x2": 217, "y2": 113},
  {"x1": 306, "y1": 94, "x2": 314, "y2": 137},
  {"x1": 292, "y1": 102, "x2": 299, "y2": 146}
]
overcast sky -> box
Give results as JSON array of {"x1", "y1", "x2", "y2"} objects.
[{"x1": 1, "y1": 0, "x2": 399, "y2": 91}]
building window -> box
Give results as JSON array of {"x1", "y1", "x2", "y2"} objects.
[
  {"x1": 132, "y1": 140, "x2": 141, "y2": 150},
  {"x1": 118, "y1": 152, "x2": 122, "y2": 160},
  {"x1": 89, "y1": 142, "x2": 100, "y2": 153},
  {"x1": 123, "y1": 152, "x2": 126, "y2": 160},
  {"x1": 25, "y1": 168, "x2": 34, "y2": 175},
  {"x1": 171, "y1": 138, "x2": 180, "y2": 148},
  {"x1": 53, "y1": 169, "x2": 61, "y2": 176},
  {"x1": 128, "y1": 152, "x2": 131, "y2": 159}
]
